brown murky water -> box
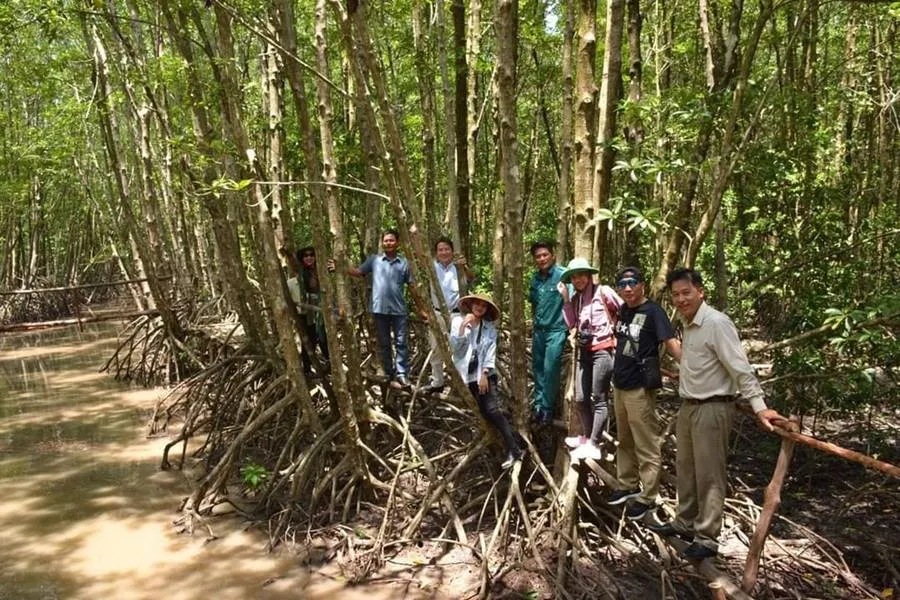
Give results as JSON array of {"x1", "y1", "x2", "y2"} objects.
[{"x1": 0, "y1": 325, "x2": 435, "y2": 600}]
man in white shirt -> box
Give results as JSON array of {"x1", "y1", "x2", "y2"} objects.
[
  {"x1": 422, "y1": 236, "x2": 473, "y2": 393},
  {"x1": 651, "y1": 267, "x2": 784, "y2": 560}
]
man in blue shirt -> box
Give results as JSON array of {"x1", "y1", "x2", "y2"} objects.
[
  {"x1": 338, "y1": 229, "x2": 413, "y2": 387},
  {"x1": 528, "y1": 241, "x2": 569, "y2": 425}
]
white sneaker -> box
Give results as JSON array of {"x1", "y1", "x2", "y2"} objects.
[
  {"x1": 572, "y1": 442, "x2": 603, "y2": 462},
  {"x1": 564, "y1": 435, "x2": 587, "y2": 449}
]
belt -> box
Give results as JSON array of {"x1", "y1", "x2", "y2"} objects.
[
  {"x1": 682, "y1": 395, "x2": 736, "y2": 405},
  {"x1": 434, "y1": 307, "x2": 460, "y2": 313}
]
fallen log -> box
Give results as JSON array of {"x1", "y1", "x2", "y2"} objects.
[
  {"x1": 0, "y1": 309, "x2": 159, "y2": 332},
  {"x1": 737, "y1": 403, "x2": 900, "y2": 479},
  {"x1": 0, "y1": 276, "x2": 169, "y2": 296}
]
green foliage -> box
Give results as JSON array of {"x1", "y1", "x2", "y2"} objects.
[{"x1": 240, "y1": 463, "x2": 270, "y2": 491}]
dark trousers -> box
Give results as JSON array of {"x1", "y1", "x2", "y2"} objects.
[
  {"x1": 468, "y1": 375, "x2": 520, "y2": 455},
  {"x1": 373, "y1": 313, "x2": 409, "y2": 378},
  {"x1": 300, "y1": 321, "x2": 329, "y2": 372},
  {"x1": 575, "y1": 348, "x2": 614, "y2": 444}
]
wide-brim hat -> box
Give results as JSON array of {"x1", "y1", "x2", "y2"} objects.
[
  {"x1": 560, "y1": 257, "x2": 599, "y2": 283},
  {"x1": 458, "y1": 294, "x2": 501, "y2": 322}
]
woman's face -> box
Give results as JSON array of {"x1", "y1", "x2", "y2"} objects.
[
  {"x1": 301, "y1": 250, "x2": 316, "y2": 268},
  {"x1": 571, "y1": 272, "x2": 591, "y2": 291},
  {"x1": 471, "y1": 300, "x2": 488, "y2": 318}
]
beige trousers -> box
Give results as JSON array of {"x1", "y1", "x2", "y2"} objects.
[
  {"x1": 673, "y1": 401, "x2": 736, "y2": 551},
  {"x1": 613, "y1": 386, "x2": 662, "y2": 504}
]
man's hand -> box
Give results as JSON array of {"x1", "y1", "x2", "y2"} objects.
[
  {"x1": 455, "y1": 256, "x2": 468, "y2": 269},
  {"x1": 756, "y1": 408, "x2": 786, "y2": 432},
  {"x1": 326, "y1": 259, "x2": 336, "y2": 273},
  {"x1": 478, "y1": 372, "x2": 489, "y2": 394},
  {"x1": 420, "y1": 311, "x2": 430, "y2": 323},
  {"x1": 556, "y1": 281, "x2": 569, "y2": 302}
]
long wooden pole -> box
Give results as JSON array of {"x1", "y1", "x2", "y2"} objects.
[{"x1": 738, "y1": 404, "x2": 900, "y2": 479}]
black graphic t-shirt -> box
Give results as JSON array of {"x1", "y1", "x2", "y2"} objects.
[{"x1": 612, "y1": 300, "x2": 675, "y2": 390}]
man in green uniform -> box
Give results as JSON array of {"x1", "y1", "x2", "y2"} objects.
[{"x1": 528, "y1": 241, "x2": 569, "y2": 425}]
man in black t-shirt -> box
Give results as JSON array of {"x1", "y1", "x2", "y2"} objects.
[{"x1": 608, "y1": 267, "x2": 681, "y2": 521}]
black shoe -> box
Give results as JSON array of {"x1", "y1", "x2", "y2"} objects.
[
  {"x1": 625, "y1": 501, "x2": 652, "y2": 521},
  {"x1": 533, "y1": 409, "x2": 552, "y2": 426},
  {"x1": 647, "y1": 522, "x2": 695, "y2": 542},
  {"x1": 421, "y1": 382, "x2": 445, "y2": 393},
  {"x1": 607, "y1": 488, "x2": 641, "y2": 506},
  {"x1": 680, "y1": 542, "x2": 717, "y2": 560}
]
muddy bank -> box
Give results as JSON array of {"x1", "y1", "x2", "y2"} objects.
[{"x1": 0, "y1": 325, "x2": 438, "y2": 600}]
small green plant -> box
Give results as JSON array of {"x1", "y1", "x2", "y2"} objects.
[{"x1": 240, "y1": 463, "x2": 269, "y2": 491}]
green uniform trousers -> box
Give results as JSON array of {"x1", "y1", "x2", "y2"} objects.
[{"x1": 531, "y1": 327, "x2": 567, "y2": 414}]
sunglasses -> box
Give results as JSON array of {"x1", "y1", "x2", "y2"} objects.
[
  {"x1": 616, "y1": 277, "x2": 640, "y2": 289},
  {"x1": 302, "y1": 252, "x2": 315, "y2": 258}
]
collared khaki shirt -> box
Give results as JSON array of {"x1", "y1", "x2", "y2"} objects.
[{"x1": 678, "y1": 301, "x2": 767, "y2": 413}]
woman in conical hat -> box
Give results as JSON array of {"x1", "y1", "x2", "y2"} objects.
[
  {"x1": 557, "y1": 258, "x2": 623, "y2": 461},
  {"x1": 450, "y1": 294, "x2": 523, "y2": 469}
]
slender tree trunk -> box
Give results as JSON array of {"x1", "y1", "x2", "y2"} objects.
[
  {"x1": 437, "y1": 0, "x2": 460, "y2": 244},
  {"x1": 413, "y1": 4, "x2": 438, "y2": 237},
  {"x1": 453, "y1": 0, "x2": 471, "y2": 257},
  {"x1": 465, "y1": 0, "x2": 483, "y2": 249},
  {"x1": 556, "y1": 0, "x2": 575, "y2": 262},
  {"x1": 572, "y1": 0, "x2": 598, "y2": 260},
  {"x1": 591, "y1": 0, "x2": 625, "y2": 268},
  {"x1": 496, "y1": 0, "x2": 527, "y2": 428},
  {"x1": 312, "y1": 0, "x2": 364, "y2": 453}
]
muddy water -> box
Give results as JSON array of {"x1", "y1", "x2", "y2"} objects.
[{"x1": 0, "y1": 325, "x2": 432, "y2": 600}]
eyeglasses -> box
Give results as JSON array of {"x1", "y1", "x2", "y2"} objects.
[
  {"x1": 302, "y1": 252, "x2": 315, "y2": 258},
  {"x1": 616, "y1": 277, "x2": 640, "y2": 289}
]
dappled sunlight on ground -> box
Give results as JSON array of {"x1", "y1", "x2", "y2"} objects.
[{"x1": 0, "y1": 324, "x2": 435, "y2": 600}]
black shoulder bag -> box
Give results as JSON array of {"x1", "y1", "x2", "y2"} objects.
[{"x1": 622, "y1": 310, "x2": 663, "y2": 390}]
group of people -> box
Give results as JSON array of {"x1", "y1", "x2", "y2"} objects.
[{"x1": 287, "y1": 231, "x2": 785, "y2": 561}]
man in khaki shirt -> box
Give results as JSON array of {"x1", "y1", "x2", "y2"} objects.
[{"x1": 651, "y1": 268, "x2": 783, "y2": 560}]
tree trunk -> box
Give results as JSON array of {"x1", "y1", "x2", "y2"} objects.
[
  {"x1": 556, "y1": 0, "x2": 575, "y2": 262},
  {"x1": 495, "y1": 0, "x2": 527, "y2": 428},
  {"x1": 312, "y1": 0, "x2": 365, "y2": 453},
  {"x1": 591, "y1": 0, "x2": 625, "y2": 269},
  {"x1": 453, "y1": 0, "x2": 471, "y2": 258},
  {"x1": 437, "y1": 0, "x2": 460, "y2": 245},
  {"x1": 413, "y1": 4, "x2": 438, "y2": 237},
  {"x1": 572, "y1": 0, "x2": 598, "y2": 260}
]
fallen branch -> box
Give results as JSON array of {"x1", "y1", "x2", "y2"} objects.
[
  {"x1": 742, "y1": 416, "x2": 799, "y2": 593},
  {"x1": 755, "y1": 312, "x2": 899, "y2": 353},
  {"x1": 0, "y1": 309, "x2": 159, "y2": 332},
  {"x1": 0, "y1": 276, "x2": 168, "y2": 295},
  {"x1": 737, "y1": 403, "x2": 900, "y2": 479}
]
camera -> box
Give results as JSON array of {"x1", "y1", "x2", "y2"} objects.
[{"x1": 578, "y1": 331, "x2": 593, "y2": 347}]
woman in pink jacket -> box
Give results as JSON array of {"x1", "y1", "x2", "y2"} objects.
[{"x1": 557, "y1": 258, "x2": 623, "y2": 461}]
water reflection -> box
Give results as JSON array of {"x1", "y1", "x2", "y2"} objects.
[{"x1": 0, "y1": 324, "x2": 438, "y2": 600}]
